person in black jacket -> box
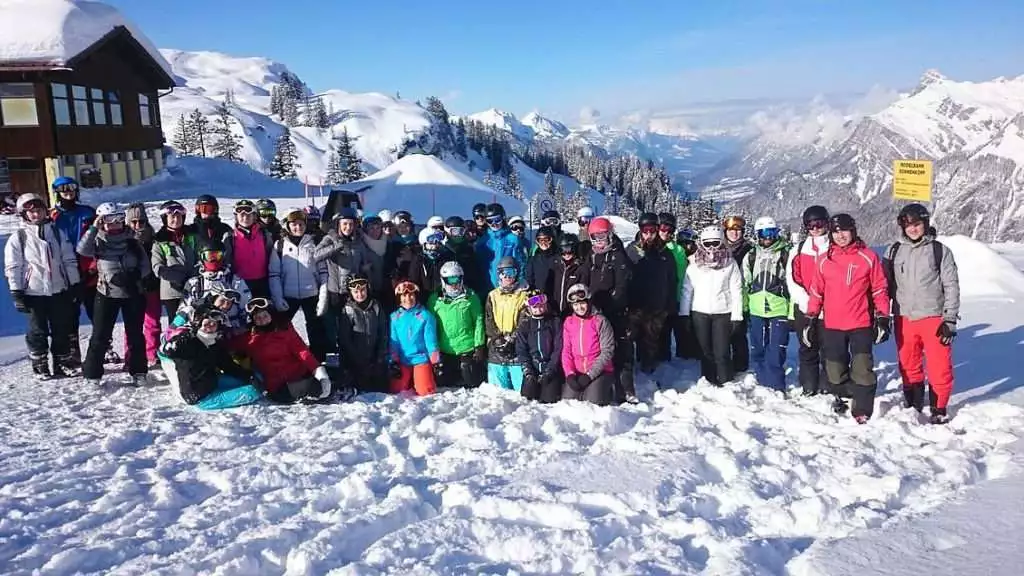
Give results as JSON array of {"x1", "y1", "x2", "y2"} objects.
[
  {"x1": 336, "y1": 274, "x2": 389, "y2": 393},
  {"x1": 525, "y1": 226, "x2": 557, "y2": 302},
  {"x1": 626, "y1": 213, "x2": 679, "y2": 374},
  {"x1": 551, "y1": 233, "x2": 590, "y2": 317},
  {"x1": 724, "y1": 215, "x2": 753, "y2": 373},
  {"x1": 191, "y1": 195, "x2": 233, "y2": 262},
  {"x1": 444, "y1": 215, "x2": 488, "y2": 298},
  {"x1": 584, "y1": 216, "x2": 635, "y2": 403},
  {"x1": 515, "y1": 291, "x2": 564, "y2": 403},
  {"x1": 411, "y1": 229, "x2": 453, "y2": 297}
]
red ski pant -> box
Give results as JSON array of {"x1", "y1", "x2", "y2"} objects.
[
  {"x1": 895, "y1": 315, "x2": 954, "y2": 409},
  {"x1": 390, "y1": 363, "x2": 437, "y2": 396}
]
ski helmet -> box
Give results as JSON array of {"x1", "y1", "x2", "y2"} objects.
[
  {"x1": 638, "y1": 212, "x2": 659, "y2": 228},
  {"x1": 233, "y1": 199, "x2": 256, "y2": 216},
  {"x1": 698, "y1": 226, "x2": 724, "y2": 246},
  {"x1": 802, "y1": 205, "x2": 830, "y2": 229},
  {"x1": 566, "y1": 283, "x2": 591, "y2": 303},
  {"x1": 535, "y1": 226, "x2": 555, "y2": 241},
  {"x1": 440, "y1": 260, "x2": 464, "y2": 279},
  {"x1": 16, "y1": 193, "x2": 45, "y2": 215},
  {"x1": 303, "y1": 205, "x2": 321, "y2": 222},
  {"x1": 830, "y1": 213, "x2": 857, "y2": 233},
  {"x1": 508, "y1": 215, "x2": 525, "y2": 229},
  {"x1": 159, "y1": 200, "x2": 187, "y2": 223},
  {"x1": 897, "y1": 203, "x2": 930, "y2": 228},
  {"x1": 658, "y1": 212, "x2": 676, "y2": 230},
  {"x1": 334, "y1": 206, "x2": 359, "y2": 222},
  {"x1": 497, "y1": 256, "x2": 518, "y2": 275},
  {"x1": 754, "y1": 216, "x2": 780, "y2": 241},
  {"x1": 587, "y1": 217, "x2": 613, "y2": 236},
  {"x1": 96, "y1": 202, "x2": 124, "y2": 221},
  {"x1": 427, "y1": 215, "x2": 444, "y2": 229},
  {"x1": 541, "y1": 210, "x2": 561, "y2": 226},
  {"x1": 577, "y1": 206, "x2": 594, "y2": 219},
  {"x1": 255, "y1": 198, "x2": 277, "y2": 218},
  {"x1": 347, "y1": 273, "x2": 369, "y2": 290},
  {"x1": 723, "y1": 215, "x2": 746, "y2": 231},
  {"x1": 377, "y1": 209, "x2": 393, "y2": 223},
  {"x1": 392, "y1": 210, "x2": 412, "y2": 225},
  {"x1": 283, "y1": 208, "x2": 306, "y2": 224},
  {"x1": 472, "y1": 203, "x2": 487, "y2": 218},
  {"x1": 195, "y1": 194, "x2": 218, "y2": 216},
  {"x1": 558, "y1": 232, "x2": 579, "y2": 252},
  {"x1": 486, "y1": 203, "x2": 505, "y2": 219}
]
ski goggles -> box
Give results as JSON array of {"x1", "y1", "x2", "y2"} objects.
[
  {"x1": 527, "y1": 293, "x2": 548, "y2": 308},
  {"x1": 100, "y1": 213, "x2": 126, "y2": 225},
  {"x1": 560, "y1": 244, "x2": 576, "y2": 254},
  {"x1": 535, "y1": 234, "x2": 553, "y2": 244},
  {"x1": 258, "y1": 208, "x2": 276, "y2": 218},
  {"x1": 805, "y1": 218, "x2": 827, "y2": 231},
  {"x1": 196, "y1": 203, "x2": 217, "y2": 216},
  {"x1": 212, "y1": 287, "x2": 241, "y2": 303},
  {"x1": 395, "y1": 281, "x2": 419, "y2": 296},
  {"x1": 447, "y1": 226, "x2": 465, "y2": 238},
  {"x1": 234, "y1": 205, "x2": 256, "y2": 215},
  {"x1": 498, "y1": 266, "x2": 518, "y2": 279},
  {"x1": 160, "y1": 204, "x2": 187, "y2": 217},
  {"x1": 486, "y1": 215, "x2": 504, "y2": 226},
  {"x1": 443, "y1": 275, "x2": 463, "y2": 286},
  {"x1": 756, "y1": 227, "x2": 780, "y2": 240},
  {"x1": 640, "y1": 224, "x2": 657, "y2": 235},
  {"x1": 724, "y1": 216, "x2": 745, "y2": 231},
  {"x1": 54, "y1": 183, "x2": 79, "y2": 195},
  {"x1": 201, "y1": 250, "x2": 225, "y2": 263},
  {"x1": 22, "y1": 198, "x2": 46, "y2": 212},
  {"x1": 541, "y1": 217, "x2": 560, "y2": 227},
  {"x1": 590, "y1": 231, "x2": 610, "y2": 243},
  {"x1": 659, "y1": 224, "x2": 675, "y2": 233},
  {"x1": 509, "y1": 223, "x2": 525, "y2": 233},
  {"x1": 245, "y1": 297, "x2": 271, "y2": 314},
  {"x1": 348, "y1": 277, "x2": 369, "y2": 290},
  {"x1": 700, "y1": 239, "x2": 723, "y2": 249},
  {"x1": 578, "y1": 216, "x2": 593, "y2": 226},
  {"x1": 567, "y1": 289, "x2": 590, "y2": 303},
  {"x1": 198, "y1": 310, "x2": 228, "y2": 327}
]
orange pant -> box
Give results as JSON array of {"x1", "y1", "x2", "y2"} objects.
[
  {"x1": 896, "y1": 315, "x2": 954, "y2": 409},
  {"x1": 389, "y1": 363, "x2": 437, "y2": 396}
]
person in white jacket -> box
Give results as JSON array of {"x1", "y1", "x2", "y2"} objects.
[
  {"x1": 680, "y1": 226, "x2": 744, "y2": 386},
  {"x1": 269, "y1": 208, "x2": 328, "y2": 360},
  {"x1": 4, "y1": 194, "x2": 81, "y2": 379}
]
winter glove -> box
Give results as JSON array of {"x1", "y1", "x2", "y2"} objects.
[
  {"x1": 275, "y1": 299, "x2": 290, "y2": 312},
  {"x1": 566, "y1": 374, "x2": 585, "y2": 392},
  {"x1": 68, "y1": 282, "x2": 83, "y2": 302},
  {"x1": 314, "y1": 365, "x2": 333, "y2": 400},
  {"x1": 576, "y1": 373, "x2": 592, "y2": 390},
  {"x1": 170, "y1": 281, "x2": 186, "y2": 293},
  {"x1": 141, "y1": 274, "x2": 159, "y2": 293},
  {"x1": 874, "y1": 316, "x2": 891, "y2": 345},
  {"x1": 316, "y1": 284, "x2": 330, "y2": 317},
  {"x1": 389, "y1": 363, "x2": 403, "y2": 380},
  {"x1": 937, "y1": 321, "x2": 957, "y2": 346},
  {"x1": 11, "y1": 290, "x2": 28, "y2": 314},
  {"x1": 432, "y1": 362, "x2": 444, "y2": 380}
]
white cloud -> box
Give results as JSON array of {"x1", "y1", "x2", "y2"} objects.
[{"x1": 578, "y1": 106, "x2": 601, "y2": 124}]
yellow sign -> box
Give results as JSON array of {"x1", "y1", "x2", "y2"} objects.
[{"x1": 892, "y1": 159, "x2": 933, "y2": 201}]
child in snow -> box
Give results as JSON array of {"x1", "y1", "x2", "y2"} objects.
[
  {"x1": 388, "y1": 281, "x2": 441, "y2": 396},
  {"x1": 4, "y1": 194, "x2": 81, "y2": 379},
  {"x1": 159, "y1": 306, "x2": 261, "y2": 410},
  {"x1": 336, "y1": 274, "x2": 389, "y2": 393},
  {"x1": 77, "y1": 202, "x2": 154, "y2": 386},
  {"x1": 427, "y1": 261, "x2": 486, "y2": 388},
  {"x1": 173, "y1": 285, "x2": 247, "y2": 336},
  {"x1": 515, "y1": 290, "x2": 564, "y2": 403},
  {"x1": 561, "y1": 284, "x2": 615, "y2": 405},
  {"x1": 269, "y1": 208, "x2": 328, "y2": 360},
  {"x1": 743, "y1": 216, "x2": 794, "y2": 393},
  {"x1": 680, "y1": 226, "x2": 744, "y2": 387},
  {"x1": 484, "y1": 256, "x2": 529, "y2": 391}
]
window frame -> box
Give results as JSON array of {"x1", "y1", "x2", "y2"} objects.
[
  {"x1": 0, "y1": 82, "x2": 40, "y2": 127},
  {"x1": 108, "y1": 91, "x2": 122, "y2": 126},
  {"x1": 71, "y1": 85, "x2": 90, "y2": 126},
  {"x1": 51, "y1": 83, "x2": 72, "y2": 126},
  {"x1": 138, "y1": 93, "x2": 152, "y2": 127}
]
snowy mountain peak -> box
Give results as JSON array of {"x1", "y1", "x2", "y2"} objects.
[
  {"x1": 467, "y1": 108, "x2": 534, "y2": 140},
  {"x1": 910, "y1": 69, "x2": 948, "y2": 96},
  {"x1": 521, "y1": 111, "x2": 570, "y2": 139}
]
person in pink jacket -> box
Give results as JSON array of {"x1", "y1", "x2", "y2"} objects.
[
  {"x1": 561, "y1": 283, "x2": 616, "y2": 405},
  {"x1": 226, "y1": 199, "x2": 274, "y2": 300}
]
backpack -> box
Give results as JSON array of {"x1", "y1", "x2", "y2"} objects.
[{"x1": 884, "y1": 240, "x2": 944, "y2": 297}]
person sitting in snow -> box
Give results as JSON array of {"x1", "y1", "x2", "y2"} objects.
[
  {"x1": 230, "y1": 297, "x2": 343, "y2": 403},
  {"x1": 182, "y1": 241, "x2": 251, "y2": 311},
  {"x1": 484, "y1": 256, "x2": 529, "y2": 392},
  {"x1": 515, "y1": 290, "x2": 564, "y2": 403},
  {"x1": 173, "y1": 285, "x2": 247, "y2": 336},
  {"x1": 336, "y1": 274, "x2": 390, "y2": 393},
  {"x1": 388, "y1": 281, "x2": 441, "y2": 396},
  {"x1": 561, "y1": 283, "x2": 615, "y2": 405},
  {"x1": 159, "y1": 306, "x2": 261, "y2": 410}
]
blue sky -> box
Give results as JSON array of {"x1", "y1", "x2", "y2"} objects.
[{"x1": 110, "y1": 0, "x2": 1024, "y2": 122}]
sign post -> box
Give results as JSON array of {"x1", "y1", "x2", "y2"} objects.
[{"x1": 892, "y1": 159, "x2": 933, "y2": 202}]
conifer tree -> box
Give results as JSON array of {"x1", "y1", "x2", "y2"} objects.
[
  {"x1": 209, "y1": 103, "x2": 244, "y2": 162},
  {"x1": 171, "y1": 113, "x2": 192, "y2": 156},
  {"x1": 268, "y1": 129, "x2": 298, "y2": 179},
  {"x1": 270, "y1": 85, "x2": 283, "y2": 117},
  {"x1": 454, "y1": 118, "x2": 468, "y2": 159},
  {"x1": 325, "y1": 145, "x2": 345, "y2": 185},
  {"x1": 310, "y1": 97, "x2": 330, "y2": 129},
  {"x1": 187, "y1": 108, "x2": 209, "y2": 158}
]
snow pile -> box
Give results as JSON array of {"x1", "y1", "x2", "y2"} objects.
[
  {"x1": 0, "y1": 0, "x2": 171, "y2": 77},
  {"x1": 940, "y1": 235, "x2": 1024, "y2": 300},
  {"x1": 343, "y1": 154, "x2": 525, "y2": 222}
]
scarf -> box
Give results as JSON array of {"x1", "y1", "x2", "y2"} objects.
[
  {"x1": 693, "y1": 244, "x2": 731, "y2": 269},
  {"x1": 196, "y1": 329, "x2": 219, "y2": 347},
  {"x1": 363, "y1": 233, "x2": 388, "y2": 257}
]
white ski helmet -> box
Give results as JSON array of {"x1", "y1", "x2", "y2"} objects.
[
  {"x1": 699, "y1": 225, "x2": 724, "y2": 245},
  {"x1": 508, "y1": 215, "x2": 525, "y2": 227},
  {"x1": 753, "y1": 216, "x2": 778, "y2": 232},
  {"x1": 440, "y1": 260, "x2": 464, "y2": 279},
  {"x1": 15, "y1": 193, "x2": 45, "y2": 214},
  {"x1": 96, "y1": 202, "x2": 125, "y2": 220},
  {"x1": 427, "y1": 215, "x2": 444, "y2": 229},
  {"x1": 377, "y1": 209, "x2": 392, "y2": 223},
  {"x1": 577, "y1": 206, "x2": 594, "y2": 219}
]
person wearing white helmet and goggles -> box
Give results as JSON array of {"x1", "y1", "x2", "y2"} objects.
[{"x1": 741, "y1": 215, "x2": 793, "y2": 393}]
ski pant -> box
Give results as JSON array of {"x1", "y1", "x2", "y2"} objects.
[
  {"x1": 124, "y1": 292, "x2": 161, "y2": 368},
  {"x1": 24, "y1": 291, "x2": 74, "y2": 362},
  {"x1": 69, "y1": 284, "x2": 98, "y2": 361},
  {"x1": 609, "y1": 311, "x2": 635, "y2": 401},
  {"x1": 390, "y1": 362, "x2": 437, "y2": 396},
  {"x1": 162, "y1": 298, "x2": 182, "y2": 321},
  {"x1": 84, "y1": 293, "x2": 147, "y2": 379},
  {"x1": 691, "y1": 311, "x2": 734, "y2": 386},
  {"x1": 246, "y1": 277, "x2": 271, "y2": 301},
  {"x1": 194, "y1": 375, "x2": 262, "y2": 411},
  {"x1": 522, "y1": 371, "x2": 564, "y2": 403},
  {"x1": 283, "y1": 296, "x2": 328, "y2": 361},
  {"x1": 730, "y1": 315, "x2": 750, "y2": 373},
  {"x1": 793, "y1": 308, "x2": 828, "y2": 395},
  {"x1": 823, "y1": 327, "x2": 877, "y2": 419},
  {"x1": 342, "y1": 363, "x2": 389, "y2": 394},
  {"x1": 660, "y1": 313, "x2": 698, "y2": 361},
  {"x1": 895, "y1": 315, "x2": 954, "y2": 411},
  {"x1": 487, "y1": 362, "x2": 524, "y2": 392},
  {"x1": 630, "y1": 308, "x2": 669, "y2": 373},
  {"x1": 440, "y1": 352, "x2": 485, "y2": 388},
  {"x1": 748, "y1": 315, "x2": 790, "y2": 392},
  {"x1": 562, "y1": 372, "x2": 613, "y2": 406},
  {"x1": 267, "y1": 375, "x2": 322, "y2": 403}
]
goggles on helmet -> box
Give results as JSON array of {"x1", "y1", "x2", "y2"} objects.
[
  {"x1": 659, "y1": 224, "x2": 675, "y2": 233},
  {"x1": 395, "y1": 281, "x2": 419, "y2": 296},
  {"x1": 527, "y1": 293, "x2": 548, "y2": 308},
  {"x1": 196, "y1": 203, "x2": 217, "y2": 216},
  {"x1": 348, "y1": 277, "x2": 369, "y2": 290},
  {"x1": 640, "y1": 224, "x2": 657, "y2": 235},
  {"x1": 498, "y1": 266, "x2": 517, "y2": 279},
  {"x1": 486, "y1": 215, "x2": 504, "y2": 226},
  {"x1": 55, "y1": 183, "x2": 79, "y2": 195},
  {"x1": 443, "y1": 275, "x2": 463, "y2": 286},
  {"x1": 567, "y1": 289, "x2": 589, "y2": 303},
  {"x1": 213, "y1": 288, "x2": 241, "y2": 303},
  {"x1": 101, "y1": 213, "x2": 126, "y2": 225},
  {"x1": 234, "y1": 205, "x2": 255, "y2": 215},
  {"x1": 447, "y1": 226, "x2": 465, "y2": 238},
  {"x1": 590, "y1": 231, "x2": 610, "y2": 243},
  {"x1": 510, "y1": 223, "x2": 526, "y2": 233},
  {"x1": 541, "y1": 217, "x2": 560, "y2": 227},
  {"x1": 805, "y1": 218, "x2": 827, "y2": 230},
  {"x1": 756, "y1": 227, "x2": 780, "y2": 240},
  {"x1": 161, "y1": 204, "x2": 187, "y2": 217},
  {"x1": 245, "y1": 297, "x2": 271, "y2": 314},
  {"x1": 201, "y1": 250, "x2": 225, "y2": 263}
]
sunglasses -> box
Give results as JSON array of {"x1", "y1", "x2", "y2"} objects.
[
  {"x1": 447, "y1": 226, "x2": 465, "y2": 237},
  {"x1": 202, "y1": 250, "x2": 225, "y2": 262},
  {"x1": 806, "y1": 218, "x2": 827, "y2": 230},
  {"x1": 443, "y1": 275, "x2": 463, "y2": 285},
  {"x1": 527, "y1": 294, "x2": 547, "y2": 307},
  {"x1": 486, "y1": 215, "x2": 504, "y2": 225},
  {"x1": 395, "y1": 282, "x2": 419, "y2": 296},
  {"x1": 510, "y1": 224, "x2": 525, "y2": 232},
  {"x1": 245, "y1": 297, "x2": 271, "y2": 314},
  {"x1": 541, "y1": 217, "x2": 560, "y2": 227},
  {"x1": 641, "y1": 225, "x2": 657, "y2": 234},
  {"x1": 235, "y1": 206, "x2": 255, "y2": 215},
  {"x1": 659, "y1": 224, "x2": 675, "y2": 233},
  {"x1": 567, "y1": 291, "x2": 589, "y2": 304}
]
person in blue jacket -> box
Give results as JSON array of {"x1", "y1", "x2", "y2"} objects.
[
  {"x1": 475, "y1": 202, "x2": 526, "y2": 292},
  {"x1": 48, "y1": 176, "x2": 99, "y2": 366},
  {"x1": 388, "y1": 281, "x2": 441, "y2": 396}
]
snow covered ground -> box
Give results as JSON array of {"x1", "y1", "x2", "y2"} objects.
[{"x1": 3, "y1": 177, "x2": 1024, "y2": 574}]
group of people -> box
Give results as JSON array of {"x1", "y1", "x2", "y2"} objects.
[{"x1": 4, "y1": 176, "x2": 960, "y2": 424}]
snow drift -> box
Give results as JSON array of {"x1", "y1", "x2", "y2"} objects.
[{"x1": 940, "y1": 235, "x2": 1024, "y2": 300}]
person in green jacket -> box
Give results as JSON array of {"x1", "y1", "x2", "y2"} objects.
[
  {"x1": 743, "y1": 216, "x2": 793, "y2": 393},
  {"x1": 657, "y1": 212, "x2": 692, "y2": 361},
  {"x1": 427, "y1": 260, "x2": 486, "y2": 388}
]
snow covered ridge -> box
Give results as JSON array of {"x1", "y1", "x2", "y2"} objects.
[{"x1": 0, "y1": 0, "x2": 171, "y2": 76}]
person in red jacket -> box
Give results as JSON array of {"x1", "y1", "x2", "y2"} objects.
[
  {"x1": 230, "y1": 297, "x2": 335, "y2": 403},
  {"x1": 804, "y1": 213, "x2": 891, "y2": 423}
]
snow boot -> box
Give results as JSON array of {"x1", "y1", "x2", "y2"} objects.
[
  {"x1": 86, "y1": 378, "x2": 102, "y2": 386},
  {"x1": 336, "y1": 386, "x2": 357, "y2": 402},
  {"x1": 930, "y1": 408, "x2": 950, "y2": 425},
  {"x1": 30, "y1": 354, "x2": 52, "y2": 380},
  {"x1": 67, "y1": 338, "x2": 83, "y2": 368},
  {"x1": 52, "y1": 355, "x2": 79, "y2": 379},
  {"x1": 132, "y1": 374, "x2": 148, "y2": 387},
  {"x1": 104, "y1": 347, "x2": 123, "y2": 365},
  {"x1": 903, "y1": 383, "x2": 925, "y2": 411},
  {"x1": 854, "y1": 414, "x2": 870, "y2": 425},
  {"x1": 831, "y1": 397, "x2": 849, "y2": 414},
  {"x1": 625, "y1": 393, "x2": 640, "y2": 404}
]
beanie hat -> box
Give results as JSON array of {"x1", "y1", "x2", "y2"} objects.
[{"x1": 125, "y1": 203, "x2": 147, "y2": 224}]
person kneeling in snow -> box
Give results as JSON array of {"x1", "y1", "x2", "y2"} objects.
[
  {"x1": 230, "y1": 297, "x2": 337, "y2": 403},
  {"x1": 561, "y1": 284, "x2": 615, "y2": 405},
  {"x1": 388, "y1": 281, "x2": 441, "y2": 396},
  {"x1": 183, "y1": 242, "x2": 251, "y2": 311},
  {"x1": 515, "y1": 290, "x2": 564, "y2": 403},
  {"x1": 159, "y1": 307, "x2": 261, "y2": 410},
  {"x1": 173, "y1": 285, "x2": 248, "y2": 336}
]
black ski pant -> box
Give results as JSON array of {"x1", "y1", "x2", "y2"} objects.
[
  {"x1": 609, "y1": 311, "x2": 635, "y2": 401},
  {"x1": 562, "y1": 372, "x2": 613, "y2": 405},
  {"x1": 284, "y1": 296, "x2": 328, "y2": 361},
  {"x1": 440, "y1": 352, "x2": 485, "y2": 389},
  {"x1": 267, "y1": 376, "x2": 320, "y2": 403},
  {"x1": 25, "y1": 291, "x2": 74, "y2": 361},
  {"x1": 793, "y1": 308, "x2": 828, "y2": 395},
  {"x1": 522, "y1": 371, "x2": 564, "y2": 403},
  {"x1": 247, "y1": 277, "x2": 271, "y2": 301},
  {"x1": 84, "y1": 293, "x2": 147, "y2": 379},
  {"x1": 822, "y1": 327, "x2": 877, "y2": 419},
  {"x1": 630, "y1": 308, "x2": 669, "y2": 373},
  {"x1": 162, "y1": 298, "x2": 182, "y2": 320},
  {"x1": 691, "y1": 311, "x2": 734, "y2": 386},
  {"x1": 730, "y1": 315, "x2": 750, "y2": 373},
  {"x1": 659, "y1": 313, "x2": 699, "y2": 361},
  {"x1": 69, "y1": 284, "x2": 98, "y2": 361}
]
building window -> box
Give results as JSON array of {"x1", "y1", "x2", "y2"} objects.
[
  {"x1": 0, "y1": 83, "x2": 39, "y2": 127},
  {"x1": 51, "y1": 83, "x2": 71, "y2": 126},
  {"x1": 139, "y1": 93, "x2": 152, "y2": 126},
  {"x1": 109, "y1": 91, "x2": 122, "y2": 125},
  {"x1": 90, "y1": 88, "x2": 107, "y2": 125},
  {"x1": 72, "y1": 85, "x2": 90, "y2": 126}
]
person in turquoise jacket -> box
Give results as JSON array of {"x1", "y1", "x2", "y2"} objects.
[
  {"x1": 743, "y1": 216, "x2": 793, "y2": 393},
  {"x1": 389, "y1": 281, "x2": 441, "y2": 396},
  {"x1": 475, "y1": 203, "x2": 526, "y2": 292}
]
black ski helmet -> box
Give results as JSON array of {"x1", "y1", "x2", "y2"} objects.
[
  {"x1": 541, "y1": 209, "x2": 561, "y2": 222},
  {"x1": 638, "y1": 212, "x2": 659, "y2": 228},
  {"x1": 658, "y1": 212, "x2": 676, "y2": 230},
  {"x1": 445, "y1": 215, "x2": 466, "y2": 229},
  {"x1": 802, "y1": 205, "x2": 830, "y2": 229},
  {"x1": 486, "y1": 203, "x2": 505, "y2": 219},
  {"x1": 830, "y1": 213, "x2": 857, "y2": 234},
  {"x1": 472, "y1": 203, "x2": 487, "y2": 218},
  {"x1": 558, "y1": 232, "x2": 579, "y2": 251},
  {"x1": 897, "y1": 203, "x2": 930, "y2": 227},
  {"x1": 536, "y1": 225, "x2": 556, "y2": 240},
  {"x1": 195, "y1": 194, "x2": 218, "y2": 212}
]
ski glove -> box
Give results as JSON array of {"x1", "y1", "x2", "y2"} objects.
[
  {"x1": 874, "y1": 316, "x2": 891, "y2": 345},
  {"x1": 576, "y1": 373, "x2": 592, "y2": 390},
  {"x1": 937, "y1": 321, "x2": 957, "y2": 346},
  {"x1": 389, "y1": 363, "x2": 403, "y2": 380},
  {"x1": 275, "y1": 299, "x2": 289, "y2": 312},
  {"x1": 11, "y1": 290, "x2": 28, "y2": 314},
  {"x1": 432, "y1": 362, "x2": 444, "y2": 380},
  {"x1": 314, "y1": 366, "x2": 333, "y2": 400},
  {"x1": 473, "y1": 346, "x2": 487, "y2": 362}
]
